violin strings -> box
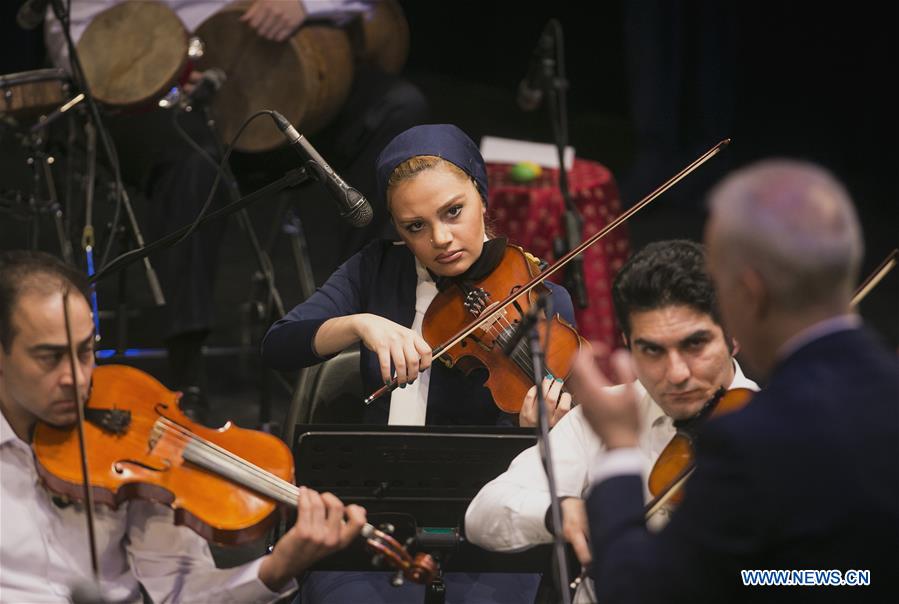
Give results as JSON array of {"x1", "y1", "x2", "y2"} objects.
[
  {"x1": 154, "y1": 417, "x2": 300, "y2": 505},
  {"x1": 117, "y1": 418, "x2": 379, "y2": 544},
  {"x1": 470, "y1": 300, "x2": 532, "y2": 372},
  {"x1": 85, "y1": 416, "x2": 288, "y2": 497},
  {"x1": 484, "y1": 309, "x2": 544, "y2": 379},
  {"x1": 470, "y1": 303, "x2": 547, "y2": 386},
  {"x1": 113, "y1": 417, "x2": 414, "y2": 570},
  {"x1": 154, "y1": 419, "x2": 382, "y2": 538}
]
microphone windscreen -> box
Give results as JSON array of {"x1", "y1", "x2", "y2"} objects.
[{"x1": 346, "y1": 192, "x2": 373, "y2": 227}]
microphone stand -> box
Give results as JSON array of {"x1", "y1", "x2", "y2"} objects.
[
  {"x1": 191, "y1": 102, "x2": 289, "y2": 427},
  {"x1": 49, "y1": 0, "x2": 166, "y2": 307},
  {"x1": 177, "y1": 102, "x2": 288, "y2": 320},
  {"x1": 540, "y1": 20, "x2": 587, "y2": 309},
  {"x1": 89, "y1": 167, "x2": 310, "y2": 286},
  {"x1": 524, "y1": 294, "x2": 573, "y2": 604},
  {"x1": 22, "y1": 125, "x2": 74, "y2": 265}
]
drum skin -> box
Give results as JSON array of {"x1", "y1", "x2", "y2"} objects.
[{"x1": 77, "y1": 1, "x2": 188, "y2": 108}]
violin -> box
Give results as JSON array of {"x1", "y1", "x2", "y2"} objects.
[
  {"x1": 646, "y1": 387, "x2": 754, "y2": 514},
  {"x1": 365, "y1": 139, "x2": 734, "y2": 411},
  {"x1": 32, "y1": 364, "x2": 436, "y2": 584},
  {"x1": 422, "y1": 243, "x2": 584, "y2": 413}
]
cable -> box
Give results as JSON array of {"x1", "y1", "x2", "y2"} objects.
[
  {"x1": 95, "y1": 109, "x2": 277, "y2": 277},
  {"x1": 170, "y1": 109, "x2": 276, "y2": 247}
]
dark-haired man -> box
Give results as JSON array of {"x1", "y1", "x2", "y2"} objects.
[
  {"x1": 465, "y1": 239, "x2": 757, "y2": 602},
  {"x1": 0, "y1": 250, "x2": 365, "y2": 602}
]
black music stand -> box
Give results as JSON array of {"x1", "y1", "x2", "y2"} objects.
[{"x1": 293, "y1": 425, "x2": 555, "y2": 603}]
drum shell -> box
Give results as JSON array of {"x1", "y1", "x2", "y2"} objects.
[
  {"x1": 0, "y1": 69, "x2": 70, "y2": 119},
  {"x1": 351, "y1": 0, "x2": 410, "y2": 74},
  {"x1": 195, "y1": 5, "x2": 354, "y2": 153}
]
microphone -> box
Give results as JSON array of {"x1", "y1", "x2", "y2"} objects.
[
  {"x1": 16, "y1": 0, "x2": 53, "y2": 30},
  {"x1": 181, "y1": 68, "x2": 226, "y2": 110},
  {"x1": 517, "y1": 22, "x2": 556, "y2": 112},
  {"x1": 271, "y1": 111, "x2": 373, "y2": 228}
]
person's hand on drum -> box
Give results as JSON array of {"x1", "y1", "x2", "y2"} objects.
[
  {"x1": 353, "y1": 314, "x2": 433, "y2": 387},
  {"x1": 519, "y1": 376, "x2": 573, "y2": 428},
  {"x1": 241, "y1": 0, "x2": 307, "y2": 42}
]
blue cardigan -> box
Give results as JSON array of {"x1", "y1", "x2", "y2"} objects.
[{"x1": 262, "y1": 239, "x2": 576, "y2": 425}]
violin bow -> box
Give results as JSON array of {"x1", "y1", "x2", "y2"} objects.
[
  {"x1": 62, "y1": 289, "x2": 101, "y2": 580},
  {"x1": 365, "y1": 139, "x2": 733, "y2": 405},
  {"x1": 851, "y1": 248, "x2": 897, "y2": 307}
]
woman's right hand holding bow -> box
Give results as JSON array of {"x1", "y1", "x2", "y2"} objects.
[{"x1": 314, "y1": 314, "x2": 433, "y2": 386}]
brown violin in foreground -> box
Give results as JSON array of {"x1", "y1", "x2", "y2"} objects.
[{"x1": 33, "y1": 364, "x2": 436, "y2": 584}]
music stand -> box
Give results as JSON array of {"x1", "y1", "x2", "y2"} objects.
[{"x1": 293, "y1": 425, "x2": 555, "y2": 602}]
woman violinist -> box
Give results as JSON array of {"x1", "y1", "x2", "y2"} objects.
[{"x1": 262, "y1": 124, "x2": 576, "y2": 427}]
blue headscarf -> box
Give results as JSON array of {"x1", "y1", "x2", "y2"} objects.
[{"x1": 375, "y1": 124, "x2": 488, "y2": 206}]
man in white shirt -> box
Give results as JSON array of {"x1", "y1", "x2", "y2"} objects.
[
  {"x1": 464, "y1": 239, "x2": 758, "y2": 601},
  {"x1": 0, "y1": 250, "x2": 366, "y2": 603}
]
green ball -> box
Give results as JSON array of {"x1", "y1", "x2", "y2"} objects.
[{"x1": 509, "y1": 161, "x2": 542, "y2": 183}]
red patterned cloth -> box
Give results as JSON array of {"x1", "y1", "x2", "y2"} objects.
[{"x1": 486, "y1": 159, "x2": 629, "y2": 352}]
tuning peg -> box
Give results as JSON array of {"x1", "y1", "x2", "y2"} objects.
[{"x1": 391, "y1": 570, "x2": 405, "y2": 587}]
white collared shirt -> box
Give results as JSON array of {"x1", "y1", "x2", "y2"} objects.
[
  {"x1": 387, "y1": 258, "x2": 438, "y2": 425},
  {"x1": 0, "y1": 411, "x2": 294, "y2": 603},
  {"x1": 464, "y1": 361, "x2": 758, "y2": 551}
]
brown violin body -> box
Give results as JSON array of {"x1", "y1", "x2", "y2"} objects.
[
  {"x1": 33, "y1": 364, "x2": 294, "y2": 546},
  {"x1": 422, "y1": 244, "x2": 585, "y2": 414},
  {"x1": 648, "y1": 387, "x2": 755, "y2": 507}
]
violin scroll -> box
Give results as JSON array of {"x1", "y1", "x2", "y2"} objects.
[{"x1": 361, "y1": 523, "x2": 438, "y2": 584}]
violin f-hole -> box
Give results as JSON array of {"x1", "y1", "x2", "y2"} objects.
[{"x1": 114, "y1": 458, "x2": 172, "y2": 474}]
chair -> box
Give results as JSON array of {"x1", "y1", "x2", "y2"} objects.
[{"x1": 282, "y1": 348, "x2": 364, "y2": 447}]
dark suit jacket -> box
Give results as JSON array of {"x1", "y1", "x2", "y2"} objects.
[
  {"x1": 262, "y1": 239, "x2": 575, "y2": 425},
  {"x1": 587, "y1": 327, "x2": 899, "y2": 603}
]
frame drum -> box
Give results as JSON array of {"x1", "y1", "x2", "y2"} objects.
[
  {"x1": 77, "y1": 1, "x2": 188, "y2": 109},
  {"x1": 196, "y1": 5, "x2": 354, "y2": 153}
]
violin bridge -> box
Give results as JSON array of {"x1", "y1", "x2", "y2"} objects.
[{"x1": 148, "y1": 420, "x2": 164, "y2": 451}]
